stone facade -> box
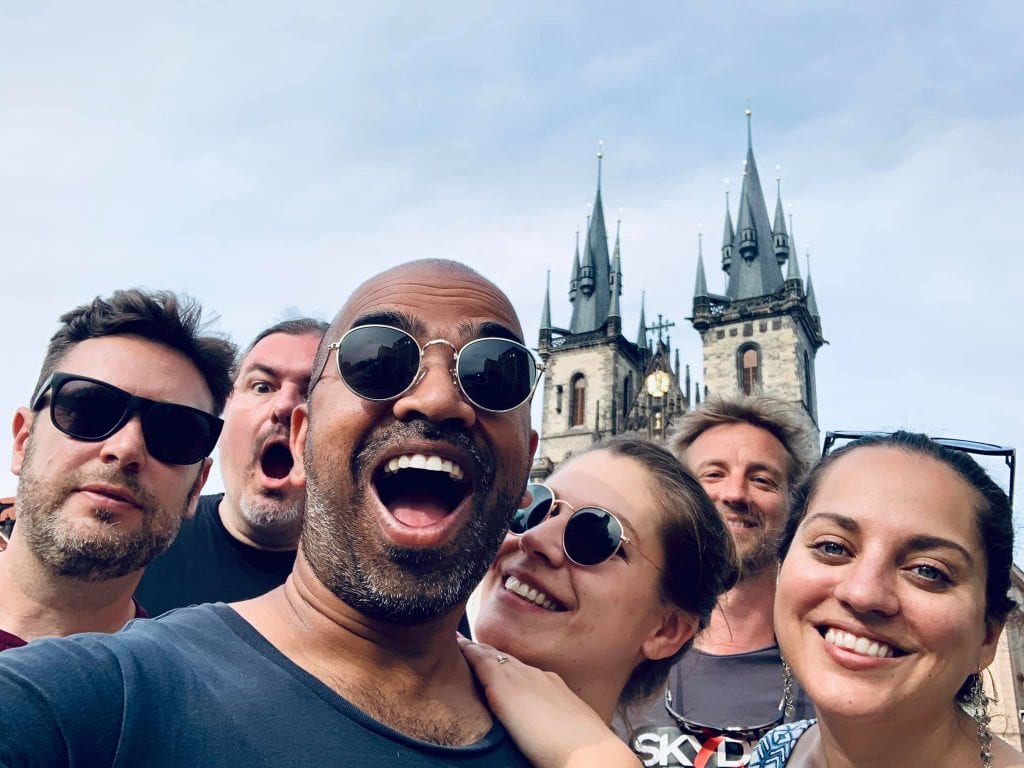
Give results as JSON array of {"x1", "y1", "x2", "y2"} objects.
[
  {"x1": 700, "y1": 312, "x2": 819, "y2": 423},
  {"x1": 537, "y1": 331, "x2": 645, "y2": 472}
]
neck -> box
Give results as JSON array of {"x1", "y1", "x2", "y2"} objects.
[
  {"x1": 811, "y1": 704, "x2": 982, "y2": 768},
  {"x1": 233, "y1": 550, "x2": 491, "y2": 745},
  {"x1": 218, "y1": 496, "x2": 300, "y2": 551},
  {"x1": 696, "y1": 565, "x2": 778, "y2": 654},
  {"x1": 0, "y1": 530, "x2": 140, "y2": 642}
]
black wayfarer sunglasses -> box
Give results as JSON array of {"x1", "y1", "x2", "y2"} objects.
[
  {"x1": 822, "y1": 430, "x2": 1016, "y2": 507},
  {"x1": 510, "y1": 483, "x2": 665, "y2": 572},
  {"x1": 316, "y1": 324, "x2": 544, "y2": 413},
  {"x1": 31, "y1": 372, "x2": 223, "y2": 466}
]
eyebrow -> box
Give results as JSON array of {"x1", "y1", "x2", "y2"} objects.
[
  {"x1": 458, "y1": 320, "x2": 524, "y2": 344},
  {"x1": 350, "y1": 311, "x2": 427, "y2": 337},
  {"x1": 802, "y1": 512, "x2": 976, "y2": 566}
]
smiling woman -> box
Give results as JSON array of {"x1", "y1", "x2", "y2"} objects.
[
  {"x1": 463, "y1": 436, "x2": 739, "y2": 768},
  {"x1": 750, "y1": 431, "x2": 1024, "y2": 768}
]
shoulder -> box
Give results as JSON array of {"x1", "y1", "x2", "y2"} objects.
[{"x1": 749, "y1": 719, "x2": 816, "y2": 766}]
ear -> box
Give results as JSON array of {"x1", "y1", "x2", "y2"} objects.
[
  {"x1": 184, "y1": 458, "x2": 213, "y2": 519},
  {"x1": 11, "y1": 407, "x2": 33, "y2": 476},
  {"x1": 528, "y1": 429, "x2": 539, "y2": 462},
  {"x1": 978, "y1": 619, "x2": 1005, "y2": 671},
  {"x1": 289, "y1": 403, "x2": 308, "y2": 489},
  {"x1": 641, "y1": 607, "x2": 700, "y2": 663}
]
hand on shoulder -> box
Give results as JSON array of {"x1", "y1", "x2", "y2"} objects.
[{"x1": 458, "y1": 636, "x2": 640, "y2": 768}]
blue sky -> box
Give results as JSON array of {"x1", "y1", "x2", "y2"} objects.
[{"x1": 2, "y1": 2, "x2": 1023, "y2": 543}]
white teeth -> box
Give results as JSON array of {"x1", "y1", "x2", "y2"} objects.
[
  {"x1": 382, "y1": 453, "x2": 465, "y2": 481},
  {"x1": 503, "y1": 575, "x2": 558, "y2": 611},
  {"x1": 824, "y1": 627, "x2": 895, "y2": 658}
]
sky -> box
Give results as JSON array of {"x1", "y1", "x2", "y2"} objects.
[{"x1": 2, "y1": 2, "x2": 1023, "y2": 544}]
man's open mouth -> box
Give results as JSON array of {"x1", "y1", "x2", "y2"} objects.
[
  {"x1": 373, "y1": 453, "x2": 471, "y2": 528},
  {"x1": 260, "y1": 440, "x2": 294, "y2": 480}
]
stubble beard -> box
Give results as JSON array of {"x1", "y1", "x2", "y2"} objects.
[
  {"x1": 735, "y1": 521, "x2": 783, "y2": 579},
  {"x1": 15, "y1": 439, "x2": 196, "y2": 582},
  {"x1": 300, "y1": 419, "x2": 522, "y2": 624},
  {"x1": 239, "y1": 492, "x2": 304, "y2": 532}
]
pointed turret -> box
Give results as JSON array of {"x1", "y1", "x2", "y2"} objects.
[
  {"x1": 569, "y1": 231, "x2": 580, "y2": 302},
  {"x1": 723, "y1": 108, "x2": 787, "y2": 300},
  {"x1": 636, "y1": 291, "x2": 648, "y2": 351},
  {"x1": 607, "y1": 216, "x2": 622, "y2": 336},
  {"x1": 785, "y1": 213, "x2": 802, "y2": 282},
  {"x1": 805, "y1": 255, "x2": 820, "y2": 318},
  {"x1": 737, "y1": 191, "x2": 757, "y2": 256},
  {"x1": 721, "y1": 189, "x2": 734, "y2": 273},
  {"x1": 694, "y1": 234, "x2": 709, "y2": 298},
  {"x1": 772, "y1": 175, "x2": 790, "y2": 266},
  {"x1": 684, "y1": 364, "x2": 691, "y2": 404},
  {"x1": 540, "y1": 270, "x2": 552, "y2": 330}
]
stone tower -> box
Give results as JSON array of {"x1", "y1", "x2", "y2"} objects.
[
  {"x1": 535, "y1": 148, "x2": 686, "y2": 479},
  {"x1": 690, "y1": 111, "x2": 825, "y2": 431}
]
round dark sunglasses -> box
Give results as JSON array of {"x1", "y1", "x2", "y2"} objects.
[
  {"x1": 323, "y1": 324, "x2": 544, "y2": 413},
  {"x1": 31, "y1": 372, "x2": 223, "y2": 466},
  {"x1": 510, "y1": 483, "x2": 664, "y2": 572}
]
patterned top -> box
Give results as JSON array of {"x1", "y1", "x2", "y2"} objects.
[{"x1": 748, "y1": 719, "x2": 816, "y2": 767}]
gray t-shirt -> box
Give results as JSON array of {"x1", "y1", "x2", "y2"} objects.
[
  {"x1": 0, "y1": 603, "x2": 529, "y2": 767},
  {"x1": 614, "y1": 644, "x2": 812, "y2": 768}
]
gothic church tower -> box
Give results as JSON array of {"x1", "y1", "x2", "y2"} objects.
[
  {"x1": 690, "y1": 111, "x2": 825, "y2": 431},
  {"x1": 535, "y1": 149, "x2": 686, "y2": 478}
]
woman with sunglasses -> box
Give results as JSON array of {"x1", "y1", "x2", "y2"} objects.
[
  {"x1": 749, "y1": 431, "x2": 1024, "y2": 768},
  {"x1": 463, "y1": 436, "x2": 739, "y2": 767}
]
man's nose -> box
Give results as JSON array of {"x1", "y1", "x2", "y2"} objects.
[
  {"x1": 98, "y1": 416, "x2": 147, "y2": 470},
  {"x1": 391, "y1": 343, "x2": 476, "y2": 427},
  {"x1": 271, "y1": 383, "x2": 305, "y2": 428}
]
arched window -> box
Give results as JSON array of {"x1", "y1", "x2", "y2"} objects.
[
  {"x1": 570, "y1": 374, "x2": 586, "y2": 427},
  {"x1": 622, "y1": 373, "x2": 632, "y2": 418},
  {"x1": 738, "y1": 344, "x2": 761, "y2": 396}
]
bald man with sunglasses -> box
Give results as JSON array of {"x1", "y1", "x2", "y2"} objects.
[
  {"x1": 0, "y1": 289, "x2": 234, "y2": 652},
  {"x1": 0, "y1": 260, "x2": 541, "y2": 767}
]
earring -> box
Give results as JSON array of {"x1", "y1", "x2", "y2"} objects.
[
  {"x1": 967, "y1": 672, "x2": 993, "y2": 768},
  {"x1": 782, "y1": 659, "x2": 796, "y2": 719}
]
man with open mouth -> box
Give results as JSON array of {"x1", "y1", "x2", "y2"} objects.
[
  {"x1": 0, "y1": 259, "x2": 541, "y2": 767},
  {"x1": 136, "y1": 317, "x2": 327, "y2": 616},
  {"x1": 0, "y1": 289, "x2": 234, "y2": 652}
]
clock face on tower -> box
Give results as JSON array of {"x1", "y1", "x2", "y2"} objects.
[{"x1": 645, "y1": 369, "x2": 671, "y2": 398}]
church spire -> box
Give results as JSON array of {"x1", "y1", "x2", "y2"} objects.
[
  {"x1": 636, "y1": 291, "x2": 648, "y2": 350},
  {"x1": 570, "y1": 143, "x2": 613, "y2": 333},
  {"x1": 694, "y1": 233, "x2": 709, "y2": 298},
  {"x1": 772, "y1": 170, "x2": 790, "y2": 267},
  {"x1": 721, "y1": 184, "x2": 734, "y2": 273},
  {"x1": 724, "y1": 107, "x2": 786, "y2": 300},
  {"x1": 609, "y1": 217, "x2": 622, "y2": 323},
  {"x1": 541, "y1": 269, "x2": 552, "y2": 330},
  {"x1": 568, "y1": 230, "x2": 580, "y2": 302},
  {"x1": 785, "y1": 212, "x2": 802, "y2": 282},
  {"x1": 805, "y1": 254, "x2": 820, "y2": 318}
]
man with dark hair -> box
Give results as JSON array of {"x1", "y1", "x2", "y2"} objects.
[
  {"x1": 617, "y1": 395, "x2": 816, "y2": 767},
  {"x1": 137, "y1": 317, "x2": 327, "y2": 615},
  {"x1": 0, "y1": 260, "x2": 540, "y2": 766},
  {"x1": 0, "y1": 290, "x2": 234, "y2": 651}
]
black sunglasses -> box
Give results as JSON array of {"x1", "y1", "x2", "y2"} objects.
[
  {"x1": 822, "y1": 430, "x2": 1016, "y2": 506},
  {"x1": 510, "y1": 483, "x2": 664, "y2": 572},
  {"x1": 664, "y1": 687, "x2": 785, "y2": 743},
  {"x1": 319, "y1": 324, "x2": 544, "y2": 413},
  {"x1": 31, "y1": 372, "x2": 223, "y2": 466}
]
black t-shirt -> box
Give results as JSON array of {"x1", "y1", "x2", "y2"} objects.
[
  {"x1": 614, "y1": 644, "x2": 812, "y2": 767},
  {"x1": 0, "y1": 604, "x2": 531, "y2": 767},
  {"x1": 136, "y1": 494, "x2": 296, "y2": 616}
]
